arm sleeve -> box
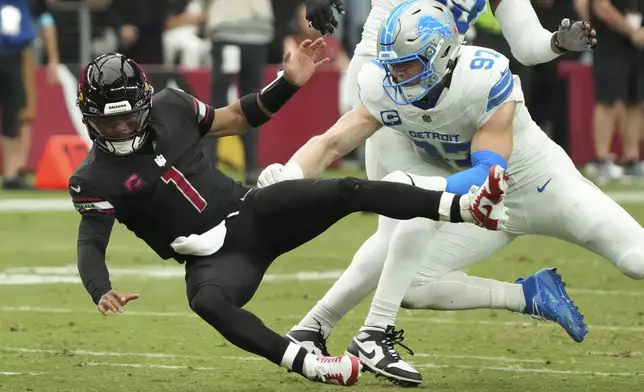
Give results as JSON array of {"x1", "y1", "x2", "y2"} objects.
[
  {"x1": 70, "y1": 178, "x2": 116, "y2": 304},
  {"x1": 78, "y1": 213, "x2": 115, "y2": 305},
  {"x1": 495, "y1": 0, "x2": 560, "y2": 66},
  {"x1": 445, "y1": 150, "x2": 508, "y2": 194}
]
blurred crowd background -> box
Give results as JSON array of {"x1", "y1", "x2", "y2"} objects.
[{"x1": 0, "y1": 0, "x2": 643, "y2": 190}]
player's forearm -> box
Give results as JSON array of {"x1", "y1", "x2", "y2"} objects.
[
  {"x1": 38, "y1": 13, "x2": 60, "y2": 65},
  {"x1": 77, "y1": 215, "x2": 114, "y2": 304},
  {"x1": 289, "y1": 135, "x2": 343, "y2": 178},
  {"x1": 495, "y1": 0, "x2": 560, "y2": 65},
  {"x1": 42, "y1": 25, "x2": 60, "y2": 65},
  {"x1": 289, "y1": 107, "x2": 379, "y2": 177},
  {"x1": 593, "y1": 1, "x2": 637, "y2": 37},
  {"x1": 211, "y1": 75, "x2": 300, "y2": 137}
]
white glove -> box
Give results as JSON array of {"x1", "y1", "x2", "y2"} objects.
[{"x1": 257, "y1": 162, "x2": 304, "y2": 188}]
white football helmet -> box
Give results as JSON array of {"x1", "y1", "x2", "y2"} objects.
[{"x1": 376, "y1": 0, "x2": 462, "y2": 105}]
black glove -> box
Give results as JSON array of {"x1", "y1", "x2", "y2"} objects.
[{"x1": 305, "y1": 0, "x2": 345, "y2": 36}]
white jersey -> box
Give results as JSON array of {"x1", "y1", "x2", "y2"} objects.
[
  {"x1": 358, "y1": 45, "x2": 553, "y2": 184},
  {"x1": 354, "y1": 0, "x2": 488, "y2": 56}
]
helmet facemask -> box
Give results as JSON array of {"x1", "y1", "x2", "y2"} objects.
[
  {"x1": 84, "y1": 102, "x2": 151, "y2": 156},
  {"x1": 376, "y1": 2, "x2": 461, "y2": 105},
  {"x1": 76, "y1": 53, "x2": 154, "y2": 156}
]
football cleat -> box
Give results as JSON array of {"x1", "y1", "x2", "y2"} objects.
[
  {"x1": 345, "y1": 325, "x2": 422, "y2": 387},
  {"x1": 468, "y1": 165, "x2": 509, "y2": 230},
  {"x1": 307, "y1": 355, "x2": 361, "y2": 386},
  {"x1": 286, "y1": 324, "x2": 331, "y2": 356},
  {"x1": 517, "y1": 267, "x2": 588, "y2": 343}
]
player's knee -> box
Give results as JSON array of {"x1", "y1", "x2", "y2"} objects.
[
  {"x1": 337, "y1": 176, "x2": 371, "y2": 196},
  {"x1": 381, "y1": 171, "x2": 413, "y2": 185},
  {"x1": 189, "y1": 285, "x2": 236, "y2": 321},
  {"x1": 617, "y1": 251, "x2": 644, "y2": 280}
]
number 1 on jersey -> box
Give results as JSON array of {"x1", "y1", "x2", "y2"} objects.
[
  {"x1": 470, "y1": 49, "x2": 501, "y2": 70},
  {"x1": 161, "y1": 166, "x2": 207, "y2": 212}
]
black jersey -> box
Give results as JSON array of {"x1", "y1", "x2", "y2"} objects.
[{"x1": 69, "y1": 88, "x2": 248, "y2": 260}]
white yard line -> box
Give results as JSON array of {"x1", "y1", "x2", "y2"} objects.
[
  {"x1": 415, "y1": 363, "x2": 642, "y2": 378},
  {"x1": 3, "y1": 347, "x2": 642, "y2": 378},
  {"x1": 4, "y1": 347, "x2": 201, "y2": 359},
  {"x1": 2, "y1": 266, "x2": 644, "y2": 301},
  {"x1": 0, "y1": 371, "x2": 43, "y2": 376},
  {"x1": 4, "y1": 348, "x2": 552, "y2": 365},
  {"x1": 0, "y1": 198, "x2": 73, "y2": 212},
  {"x1": 2, "y1": 190, "x2": 644, "y2": 213},
  {"x1": 85, "y1": 362, "x2": 217, "y2": 371},
  {"x1": 0, "y1": 305, "x2": 642, "y2": 333}
]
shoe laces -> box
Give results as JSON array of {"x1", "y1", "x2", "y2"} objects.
[
  {"x1": 313, "y1": 319, "x2": 330, "y2": 356},
  {"x1": 314, "y1": 356, "x2": 343, "y2": 382},
  {"x1": 383, "y1": 327, "x2": 414, "y2": 360}
]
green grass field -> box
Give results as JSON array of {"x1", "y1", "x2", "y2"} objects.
[{"x1": 2, "y1": 172, "x2": 644, "y2": 391}]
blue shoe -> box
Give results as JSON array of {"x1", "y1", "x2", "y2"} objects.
[{"x1": 516, "y1": 268, "x2": 587, "y2": 343}]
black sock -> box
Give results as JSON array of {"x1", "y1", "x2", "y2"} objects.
[{"x1": 343, "y1": 178, "x2": 463, "y2": 223}]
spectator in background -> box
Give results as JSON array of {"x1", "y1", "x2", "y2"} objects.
[
  {"x1": 267, "y1": 0, "x2": 301, "y2": 64},
  {"x1": 163, "y1": 0, "x2": 208, "y2": 69},
  {"x1": 529, "y1": 0, "x2": 585, "y2": 154},
  {"x1": 16, "y1": 0, "x2": 60, "y2": 190},
  {"x1": 0, "y1": 0, "x2": 59, "y2": 190},
  {"x1": 285, "y1": 2, "x2": 351, "y2": 114},
  {"x1": 203, "y1": 0, "x2": 274, "y2": 185},
  {"x1": 106, "y1": 0, "x2": 170, "y2": 64},
  {"x1": 591, "y1": 0, "x2": 644, "y2": 183}
]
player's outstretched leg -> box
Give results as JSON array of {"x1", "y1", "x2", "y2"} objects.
[
  {"x1": 516, "y1": 268, "x2": 588, "y2": 342},
  {"x1": 254, "y1": 165, "x2": 509, "y2": 258},
  {"x1": 186, "y1": 254, "x2": 362, "y2": 386}
]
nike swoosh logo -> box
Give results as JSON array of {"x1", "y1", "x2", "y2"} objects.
[
  {"x1": 356, "y1": 343, "x2": 377, "y2": 360},
  {"x1": 70, "y1": 185, "x2": 81, "y2": 193},
  {"x1": 537, "y1": 178, "x2": 552, "y2": 193}
]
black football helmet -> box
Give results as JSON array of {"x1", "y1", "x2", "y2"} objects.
[{"x1": 76, "y1": 53, "x2": 153, "y2": 156}]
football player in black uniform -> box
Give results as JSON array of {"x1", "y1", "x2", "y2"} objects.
[{"x1": 69, "y1": 38, "x2": 508, "y2": 386}]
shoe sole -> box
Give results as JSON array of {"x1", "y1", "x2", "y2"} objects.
[
  {"x1": 536, "y1": 268, "x2": 588, "y2": 343},
  {"x1": 344, "y1": 350, "x2": 422, "y2": 387}
]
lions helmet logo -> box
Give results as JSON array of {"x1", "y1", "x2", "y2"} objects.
[{"x1": 416, "y1": 14, "x2": 453, "y2": 43}]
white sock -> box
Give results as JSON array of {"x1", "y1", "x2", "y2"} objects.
[
  {"x1": 297, "y1": 225, "x2": 393, "y2": 337},
  {"x1": 402, "y1": 270, "x2": 526, "y2": 312},
  {"x1": 364, "y1": 218, "x2": 438, "y2": 329}
]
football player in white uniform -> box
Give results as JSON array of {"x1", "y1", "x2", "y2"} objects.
[{"x1": 256, "y1": 1, "x2": 623, "y2": 387}]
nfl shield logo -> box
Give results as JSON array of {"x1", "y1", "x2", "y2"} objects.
[{"x1": 422, "y1": 114, "x2": 432, "y2": 123}]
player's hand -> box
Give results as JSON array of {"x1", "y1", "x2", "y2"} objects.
[
  {"x1": 305, "y1": 0, "x2": 345, "y2": 35},
  {"x1": 553, "y1": 19, "x2": 596, "y2": 52},
  {"x1": 281, "y1": 38, "x2": 330, "y2": 87},
  {"x1": 97, "y1": 290, "x2": 139, "y2": 316},
  {"x1": 631, "y1": 28, "x2": 644, "y2": 49},
  {"x1": 257, "y1": 163, "x2": 304, "y2": 188},
  {"x1": 468, "y1": 166, "x2": 509, "y2": 231}
]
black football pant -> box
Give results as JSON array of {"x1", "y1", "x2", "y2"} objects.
[{"x1": 184, "y1": 177, "x2": 464, "y2": 368}]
